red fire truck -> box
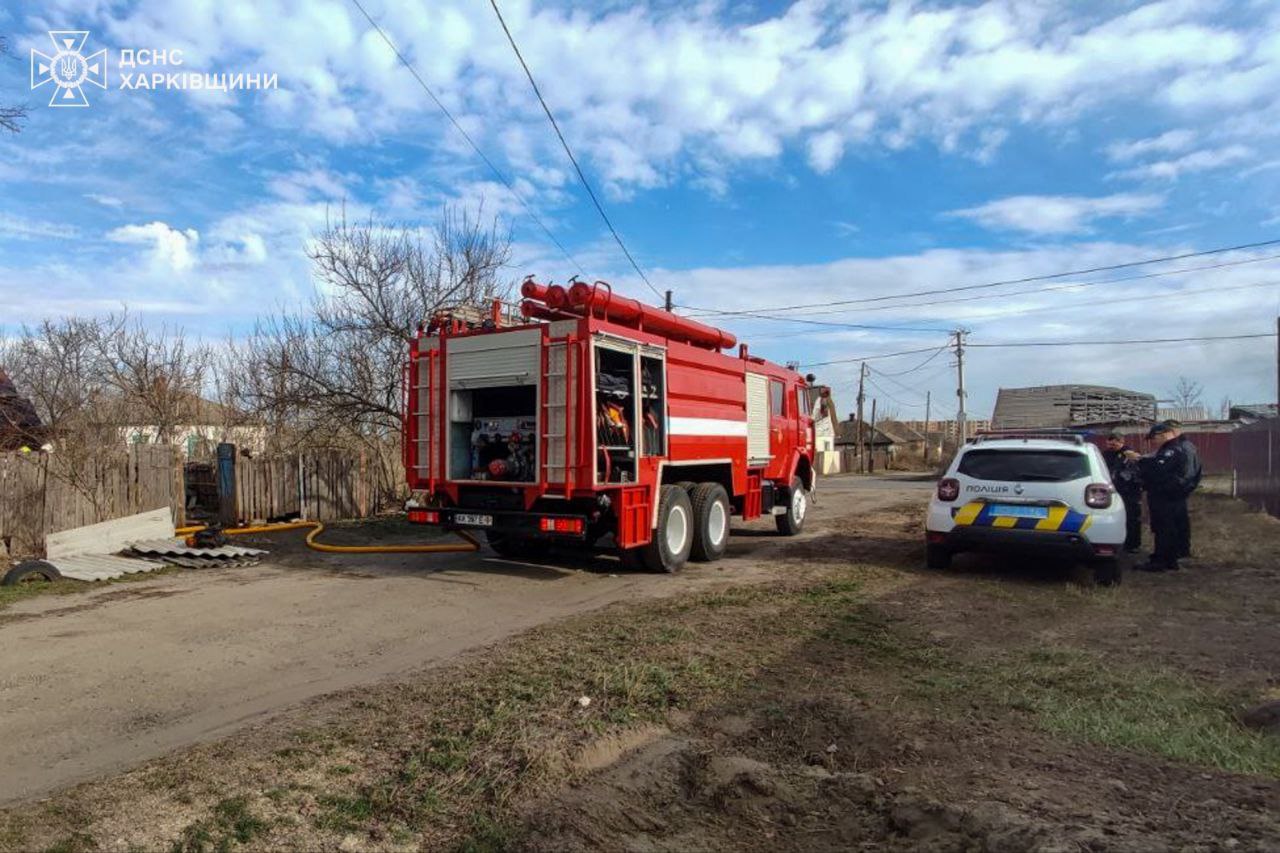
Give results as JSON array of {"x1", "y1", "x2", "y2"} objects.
[{"x1": 403, "y1": 278, "x2": 816, "y2": 572}]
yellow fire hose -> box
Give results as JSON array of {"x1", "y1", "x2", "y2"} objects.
[{"x1": 174, "y1": 520, "x2": 481, "y2": 554}]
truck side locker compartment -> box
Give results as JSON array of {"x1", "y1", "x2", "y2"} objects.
[
  {"x1": 743, "y1": 472, "x2": 763, "y2": 521},
  {"x1": 746, "y1": 372, "x2": 770, "y2": 465},
  {"x1": 617, "y1": 484, "x2": 652, "y2": 547}
]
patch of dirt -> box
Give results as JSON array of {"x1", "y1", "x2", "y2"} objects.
[{"x1": 514, "y1": 491, "x2": 1280, "y2": 852}]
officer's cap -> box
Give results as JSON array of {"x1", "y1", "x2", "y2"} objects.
[{"x1": 1147, "y1": 421, "x2": 1174, "y2": 438}]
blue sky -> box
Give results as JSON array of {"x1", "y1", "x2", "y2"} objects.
[{"x1": 2, "y1": 0, "x2": 1280, "y2": 420}]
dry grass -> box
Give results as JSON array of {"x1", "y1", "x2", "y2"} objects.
[{"x1": 2, "y1": 492, "x2": 1276, "y2": 851}]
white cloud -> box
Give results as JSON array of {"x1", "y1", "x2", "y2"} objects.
[
  {"x1": 107, "y1": 221, "x2": 201, "y2": 272},
  {"x1": 1112, "y1": 144, "x2": 1254, "y2": 181},
  {"x1": 1105, "y1": 129, "x2": 1198, "y2": 162},
  {"x1": 945, "y1": 193, "x2": 1164, "y2": 235},
  {"x1": 84, "y1": 193, "x2": 126, "y2": 209},
  {"x1": 50, "y1": 0, "x2": 1279, "y2": 192},
  {"x1": 0, "y1": 213, "x2": 78, "y2": 241}
]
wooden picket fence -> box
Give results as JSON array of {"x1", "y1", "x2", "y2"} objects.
[
  {"x1": 0, "y1": 445, "x2": 179, "y2": 557},
  {"x1": 234, "y1": 451, "x2": 375, "y2": 523},
  {"x1": 1, "y1": 445, "x2": 388, "y2": 558}
]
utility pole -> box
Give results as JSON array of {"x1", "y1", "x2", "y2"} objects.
[
  {"x1": 664, "y1": 289, "x2": 673, "y2": 312},
  {"x1": 856, "y1": 362, "x2": 868, "y2": 473},
  {"x1": 868, "y1": 398, "x2": 878, "y2": 474},
  {"x1": 1275, "y1": 316, "x2": 1278, "y2": 407},
  {"x1": 954, "y1": 329, "x2": 969, "y2": 444},
  {"x1": 923, "y1": 390, "x2": 932, "y2": 466}
]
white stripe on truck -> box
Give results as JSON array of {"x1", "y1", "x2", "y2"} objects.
[{"x1": 668, "y1": 417, "x2": 749, "y2": 437}]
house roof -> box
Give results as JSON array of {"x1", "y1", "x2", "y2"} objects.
[
  {"x1": 834, "y1": 419, "x2": 904, "y2": 445},
  {"x1": 1230, "y1": 403, "x2": 1277, "y2": 420},
  {"x1": 0, "y1": 368, "x2": 44, "y2": 449}
]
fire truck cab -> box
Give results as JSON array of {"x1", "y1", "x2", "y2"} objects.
[{"x1": 404, "y1": 279, "x2": 815, "y2": 573}]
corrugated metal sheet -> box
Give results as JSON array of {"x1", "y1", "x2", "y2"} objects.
[
  {"x1": 127, "y1": 538, "x2": 267, "y2": 558},
  {"x1": 1233, "y1": 419, "x2": 1279, "y2": 517},
  {"x1": 49, "y1": 554, "x2": 167, "y2": 582}
]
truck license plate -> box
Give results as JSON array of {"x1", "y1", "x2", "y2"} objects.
[
  {"x1": 990, "y1": 504, "x2": 1048, "y2": 519},
  {"x1": 454, "y1": 513, "x2": 493, "y2": 527}
]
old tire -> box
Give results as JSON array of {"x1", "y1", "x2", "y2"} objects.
[
  {"x1": 641, "y1": 484, "x2": 694, "y2": 573},
  {"x1": 925, "y1": 543, "x2": 952, "y2": 570},
  {"x1": 775, "y1": 476, "x2": 808, "y2": 536},
  {"x1": 2, "y1": 560, "x2": 62, "y2": 586},
  {"x1": 1092, "y1": 557, "x2": 1123, "y2": 587},
  {"x1": 689, "y1": 483, "x2": 731, "y2": 562},
  {"x1": 485, "y1": 531, "x2": 551, "y2": 560}
]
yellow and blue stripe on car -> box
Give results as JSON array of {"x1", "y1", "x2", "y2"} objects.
[{"x1": 951, "y1": 502, "x2": 1092, "y2": 533}]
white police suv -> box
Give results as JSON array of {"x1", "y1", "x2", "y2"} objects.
[{"x1": 925, "y1": 433, "x2": 1127, "y2": 585}]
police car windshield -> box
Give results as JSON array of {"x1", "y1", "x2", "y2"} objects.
[{"x1": 958, "y1": 449, "x2": 1091, "y2": 483}]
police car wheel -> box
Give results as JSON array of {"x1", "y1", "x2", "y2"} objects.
[
  {"x1": 925, "y1": 543, "x2": 952, "y2": 570},
  {"x1": 1091, "y1": 556, "x2": 1122, "y2": 587}
]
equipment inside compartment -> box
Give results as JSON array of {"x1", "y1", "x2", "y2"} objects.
[
  {"x1": 595, "y1": 347, "x2": 635, "y2": 483},
  {"x1": 449, "y1": 386, "x2": 537, "y2": 481}
]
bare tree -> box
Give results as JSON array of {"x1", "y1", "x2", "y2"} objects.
[
  {"x1": 1168, "y1": 376, "x2": 1204, "y2": 412},
  {"x1": 1218, "y1": 396, "x2": 1232, "y2": 420},
  {"x1": 96, "y1": 314, "x2": 211, "y2": 444},
  {"x1": 0, "y1": 37, "x2": 28, "y2": 134},
  {"x1": 229, "y1": 204, "x2": 514, "y2": 497}
]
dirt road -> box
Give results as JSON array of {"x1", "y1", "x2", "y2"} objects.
[{"x1": 0, "y1": 474, "x2": 928, "y2": 804}]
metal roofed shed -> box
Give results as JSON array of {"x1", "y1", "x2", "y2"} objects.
[{"x1": 991, "y1": 385, "x2": 1157, "y2": 430}]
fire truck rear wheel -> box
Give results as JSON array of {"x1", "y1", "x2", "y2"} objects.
[
  {"x1": 775, "y1": 475, "x2": 808, "y2": 536},
  {"x1": 642, "y1": 484, "x2": 694, "y2": 573},
  {"x1": 689, "y1": 483, "x2": 730, "y2": 562}
]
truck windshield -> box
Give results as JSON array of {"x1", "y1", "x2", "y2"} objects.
[{"x1": 957, "y1": 449, "x2": 1090, "y2": 482}]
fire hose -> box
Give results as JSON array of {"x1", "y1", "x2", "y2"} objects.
[{"x1": 174, "y1": 521, "x2": 481, "y2": 554}]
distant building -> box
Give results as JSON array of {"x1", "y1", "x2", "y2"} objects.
[
  {"x1": 117, "y1": 395, "x2": 267, "y2": 457},
  {"x1": 1229, "y1": 403, "x2": 1277, "y2": 423},
  {"x1": 991, "y1": 385, "x2": 1156, "y2": 430},
  {"x1": 897, "y1": 418, "x2": 991, "y2": 443},
  {"x1": 1158, "y1": 405, "x2": 1211, "y2": 422},
  {"x1": 0, "y1": 369, "x2": 44, "y2": 451}
]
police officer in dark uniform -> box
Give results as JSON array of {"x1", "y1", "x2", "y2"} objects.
[
  {"x1": 1165, "y1": 420, "x2": 1202, "y2": 559},
  {"x1": 1101, "y1": 430, "x2": 1143, "y2": 553},
  {"x1": 1133, "y1": 421, "x2": 1201, "y2": 572}
]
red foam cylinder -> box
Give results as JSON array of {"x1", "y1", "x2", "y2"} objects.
[
  {"x1": 520, "y1": 299, "x2": 574, "y2": 321},
  {"x1": 545, "y1": 285, "x2": 569, "y2": 310},
  {"x1": 520, "y1": 279, "x2": 550, "y2": 300},
  {"x1": 567, "y1": 282, "x2": 737, "y2": 350}
]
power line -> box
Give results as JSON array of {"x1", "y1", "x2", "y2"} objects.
[
  {"x1": 968, "y1": 332, "x2": 1276, "y2": 349},
  {"x1": 803, "y1": 344, "x2": 953, "y2": 368},
  {"x1": 801, "y1": 331, "x2": 1274, "y2": 368},
  {"x1": 346, "y1": 0, "x2": 583, "y2": 275},
  {"x1": 864, "y1": 344, "x2": 949, "y2": 377},
  {"x1": 715, "y1": 251, "x2": 1280, "y2": 321},
  {"x1": 953, "y1": 278, "x2": 1280, "y2": 326},
  {"x1": 700, "y1": 309, "x2": 952, "y2": 334},
  {"x1": 865, "y1": 375, "x2": 929, "y2": 410},
  {"x1": 679, "y1": 238, "x2": 1280, "y2": 318},
  {"x1": 487, "y1": 0, "x2": 662, "y2": 300}
]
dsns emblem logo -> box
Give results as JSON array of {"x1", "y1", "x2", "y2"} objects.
[{"x1": 31, "y1": 31, "x2": 107, "y2": 107}]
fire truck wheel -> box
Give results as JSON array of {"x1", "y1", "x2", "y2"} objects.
[
  {"x1": 689, "y1": 483, "x2": 730, "y2": 562},
  {"x1": 775, "y1": 476, "x2": 808, "y2": 536},
  {"x1": 485, "y1": 531, "x2": 551, "y2": 559},
  {"x1": 642, "y1": 484, "x2": 694, "y2": 573},
  {"x1": 674, "y1": 480, "x2": 697, "y2": 493}
]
